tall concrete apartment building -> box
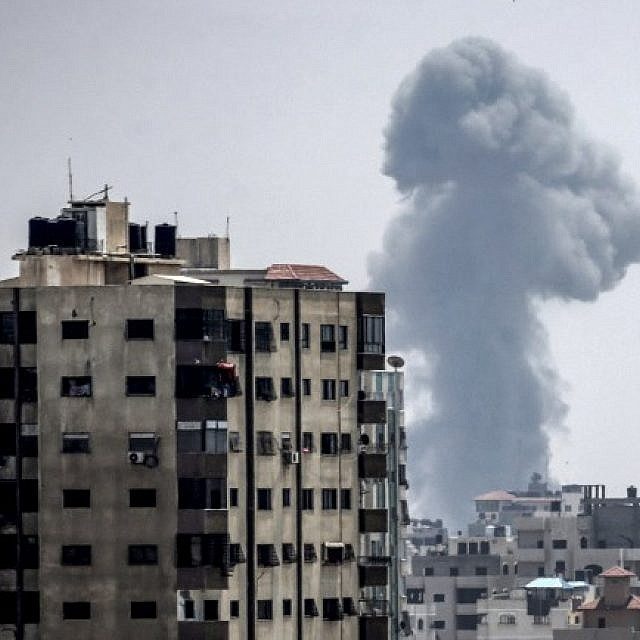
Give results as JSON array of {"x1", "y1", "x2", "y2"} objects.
[{"x1": 0, "y1": 194, "x2": 397, "y2": 640}]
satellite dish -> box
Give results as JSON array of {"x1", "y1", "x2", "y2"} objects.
[{"x1": 387, "y1": 355, "x2": 405, "y2": 369}]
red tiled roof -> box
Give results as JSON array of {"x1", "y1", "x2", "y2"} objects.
[
  {"x1": 474, "y1": 490, "x2": 517, "y2": 501},
  {"x1": 579, "y1": 595, "x2": 640, "y2": 611},
  {"x1": 265, "y1": 264, "x2": 347, "y2": 283},
  {"x1": 601, "y1": 566, "x2": 637, "y2": 578}
]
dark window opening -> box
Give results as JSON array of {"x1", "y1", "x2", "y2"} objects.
[
  {"x1": 301, "y1": 323, "x2": 310, "y2": 349},
  {"x1": 283, "y1": 599, "x2": 292, "y2": 616},
  {"x1": 257, "y1": 600, "x2": 273, "y2": 620},
  {"x1": 0, "y1": 312, "x2": 15, "y2": 344},
  {"x1": 320, "y1": 324, "x2": 336, "y2": 352},
  {"x1": 304, "y1": 598, "x2": 319, "y2": 617},
  {"x1": 256, "y1": 377, "x2": 276, "y2": 401},
  {"x1": 257, "y1": 544, "x2": 279, "y2": 567},
  {"x1": 61, "y1": 376, "x2": 92, "y2": 397},
  {"x1": 62, "y1": 320, "x2": 89, "y2": 339},
  {"x1": 322, "y1": 488, "x2": 337, "y2": 510},
  {"x1": 257, "y1": 431, "x2": 276, "y2": 455},
  {"x1": 552, "y1": 539, "x2": 568, "y2": 549},
  {"x1": 203, "y1": 600, "x2": 219, "y2": 621},
  {"x1": 128, "y1": 544, "x2": 158, "y2": 565},
  {"x1": 469, "y1": 542, "x2": 478, "y2": 555},
  {"x1": 434, "y1": 593, "x2": 445, "y2": 602},
  {"x1": 358, "y1": 315, "x2": 384, "y2": 354},
  {"x1": 282, "y1": 543, "x2": 297, "y2": 563},
  {"x1": 302, "y1": 378, "x2": 311, "y2": 396},
  {"x1": 321, "y1": 379, "x2": 336, "y2": 400},
  {"x1": 177, "y1": 420, "x2": 227, "y2": 454},
  {"x1": 304, "y1": 543, "x2": 317, "y2": 563},
  {"x1": 61, "y1": 545, "x2": 91, "y2": 566},
  {"x1": 176, "y1": 308, "x2": 225, "y2": 341},
  {"x1": 255, "y1": 322, "x2": 274, "y2": 352},
  {"x1": 475, "y1": 566, "x2": 487, "y2": 576},
  {"x1": 407, "y1": 589, "x2": 424, "y2": 604},
  {"x1": 449, "y1": 567, "x2": 458, "y2": 577},
  {"x1": 302, "y1": 432, "x2": 314, "y2": 453},
  {"x1": 63, "y1": 489, "x2": 90, "y2": 508},
  {"x1": 62, "y1": 433, "x2": 90, "y2": 453},
  {"x1": 339, "y1": 379, "x2": 349, "y2": 397},
  {"x1": 184, "y1": 599, "x2": 195, "y2": 619},
  {"x1": 63, "y1": 602, "x2": 91, "y2": 620},
  {"x1": 340, "y1": 488, "x2": 351, "y2": 510},
  {"x1": 18, "y1": 367, "x2": 37, "y2": 402},
  {"x1": 0, "y1": 535, "x2": 38, "y2": 569},
  {"x1": 343, "y1": 597, "x2": 358, "y2": 616},
  {"x1": 229, "y1": 488, "x2": 238, "y2": 507},
  {"x1": 126, "y1": 376, "x2": 156, "y2": 396},
  {"x1": 281, "y1": 377, "x2": 294, "y2": 397},
  {"x1": 130, "y1": 601, "x2": 157, "y2": 619},
  {"x1": 18, "y1": 311, "x2": 37, "y2": 344},
  {"x1": 126, "y1": 319, "x2": 154, "y2": 340},
  {"x1": 282, "y1": 488, "x2": 291, "y2": 507},
  {"x1": 280, "y1": 322, "x2": 290, "y2": 341},
  {"x1": 338, "y1": 325, "x2": 348, "y2": 350},
  {"x1": 177, "y1": 533, "x2": 230, "y2": 568},
  {"x1": 178, "y1": 478, "x2": 227, "y2": 509},
  {"x1": 257, "y1": 488, "x2": 272, "y2": 510},
  {"x1": 433, "y1": 620, "x2": 446, "y2": 629},
  {"x1": 323, "y1": 598, "x2": 343, "y2": 621},
  {"x1": 0, "y1": 424, "x2": 16, "y2": 456},
  {"x1": 230, "y1": 600, "x2": 240, "y2": 618},
  {"x1": 0, "y1": 369, "x2": 14, "y2": 399},
  {"x1": 129, "y1": 489, "x2": 156, "y2": 508},
  {"x1": 176, "y1": 363, "x2": 239, "y2": 398},
  {"x1": 226, "y1": 319, "x2": 246, "y2": 353},
  {"x1": 341, "y1": 433, "x2": 352, "y2": 452},
  {"x1": 321, "y1": 432, "x2": 339, "y2": 455},
  {"x1": 424, "y1": 567, "x2": 434, "y2": 576},
  {"x1": 302, "y1": 488, "x2": 314, "y2": 510}
]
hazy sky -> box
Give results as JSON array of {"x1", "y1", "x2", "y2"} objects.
[{"x1": 2, "y1": 1, "x2": 640, "y2": 511}]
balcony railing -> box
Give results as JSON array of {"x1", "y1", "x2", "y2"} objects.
[{"x1": 358, "y1": 555, "x2": 392, "y2": 566}]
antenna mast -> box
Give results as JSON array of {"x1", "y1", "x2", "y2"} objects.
[
  {"x1": 226, "y1": 216, "x2": 230, "y2": 238},
  {"x1": 67, "y1": 157, "x2": 74, "y2": 202}
]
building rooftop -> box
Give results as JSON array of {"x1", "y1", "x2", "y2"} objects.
[
  {"x1": 265, "y1": 263, "x2": 347, "y2": 284},
  {"x1": 579, "y1": 595, "x2": 640, "y2": 611},
  {"x1": 601, "y1": 566, "x2": 637, "y2": 578},
  {"x1": 474, "y1": 490, "x2": 517, "y2": 501}
]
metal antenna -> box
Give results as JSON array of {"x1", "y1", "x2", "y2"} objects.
[
  {"x1": 226, "y1": 216, "x2": 230, "y2": 238},
  {"x1": 67, "y1": 157, "x2": 74, "y2": 203}
]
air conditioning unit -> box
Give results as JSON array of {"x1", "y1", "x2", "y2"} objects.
[
  {"x1": 202, "y1": 335, "x2": 211, "y2": 342},
  {"x1": 291, "y1": 451, "x2": 300, "y2": 464},
  {"x1": 129, "y1": 451, "x2": 145, "y2": 464}
]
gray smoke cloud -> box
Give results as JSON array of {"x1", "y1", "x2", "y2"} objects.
[{"x1": 370, "y1": 37, "x2": 640, "y2": 527}]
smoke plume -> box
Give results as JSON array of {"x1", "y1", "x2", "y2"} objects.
[{"x1": 370, "y1": 38, "x2": 640, "y2": 526}]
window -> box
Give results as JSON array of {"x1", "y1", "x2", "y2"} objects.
[
  {"x1": 475, "y1": 566, "x2": 487, "y2": 576},
  {"x1": 480, "y1": 541, "x2": 490, "y2": 554},
  {"x1": 432, "y1": 620, "x2": 446, "y2": 629},
  {"x1": 63, "y1": 602, "x2": 91, "y2": 620},
  {"x1": 178, "y1": 478, "x2": 227, "y2": 509},
  {"x1": 130, "y1": 601, "x2": 157, "y2": 619},
  {"x1": 230, "y1": 600, "x2": 240, "y2": 618},
  {"x1": 555, "y1": 560, "x2": 566, "y2": 574},
  {"x1": 302, "y1": 432, "x2": 314, "y2": 453},
  {"x1": 257, "y1": 488, "x2": 272, "y2": 510},
  {"x1": 176, "y1": 308, "x2": 225, "y2": 341},
  {"x1": 281, "y1": 431, "x2": 292, "y2": 451},
  {"x1": 449, "y1": 567, "x2": 458, "y2": 577},
  {"x1": 0, "y1": 369, "x2": 14, "y2": 399},
  {"x1": 406, "y1": 589, "x2": 424, "y2": 604},
  {"x1": 229, "y1": 488, "x2": 238, "y2": 507},
  {"x1": 302, "y1": 378, "x2": 311, "y2": 396},
  {"x1": 434, "y1": 593, "x2": 445, "y2": 603},
  {"x1": 424, "y1": 567, "x2": 434, "y2": 576},
  {"x1": 61, "y1": 376, "x2": 92, "y2": 397},
  {"x1": 283, "y1": 599, "x2": 292, "y2": 616},
  {"x1": 62, "y1": 320, "x2": 89, "y2": 339},
  {"x1": 321, "y1": 379, "x2": 336, "y2": 400},
  {"x1": 343, "y1": 597, "x2": 357, "y2": 616},
  {"x1": 63, "y1": 490, "x2": 90, "y2": 508},
  {"x1": 255, "y1": 322, "x2": 274, "y2": 352},
  {"x1": 62, "y1": 433, "x2": 90, "y2": 454},
  {"x1": 257, "y1": 600, "x2": 273, "y2": 620},
  {"x1": 177, "y1": 420, "x2": 228, "y2": 454},
  {"x1": 321, "y1": 432, "x2": 338, "y2": 455},
  {"x1": 338, "y1": 325, "x2": 348, "y2": 350},
  {"x1": 339, "y1": 379, "x2": 349, "y2": 397},
  {"x1": 457, "y1": 542, "x2": 467, "y2": 555},
  {"x1": 226, "y1": 318, "x2": 246, "y2": 353},
  {"x1": 129, "y1": 489, "x2": 156, "y2": 508},
  {"x1": 0, "y1": 312, "x2": 14, "y2": 344},
  {"x1": 456, "y1": 615, "x2": 478, "y2": 631},
  {"x1": 128, "y1": 432, "x2": 157, "y2": 452},
  {"x1": 229, "y1": 431, "x2": 241, "y2": 452},
  {"x1": 282, "y1": 543, "x2": 297, "y2": 563},
  {"x1": 281, "y1": 377, "x2": 294, "y2": 397},
  {"x1": 358, "y1": 315, "x2": 385, "y2": 354},
  {"x1": 282, "y1": 488, "x2": 291, "y2": 507},
  {"x1": 323, "y1": 598, "x2": 342, "y2": 621},
  {"x1": 280, "y1": 322, "x2": 290, "y2": 341},
  {"x1": 125, "y1": 376, "x2": 156, "y2": 396},
  {"x1": 257, "y1": 431, "x2": 276, "y2": 455},
  {"x1": 302, "y1": 488, "x2": 314, "y2": 510},
  {"x1": 18, "y1": 368, "x2": 37, "y2": 402},
  {"x1": 552, "y1": 539, "x2": 568, "y2": 549},
  {"x1": 499, "y1": 614, "x2": 516, "y2": 625},
  {"x1": 304, "y1": 543, "x2": 317, "y2": 563},
  {"x1": 304, "y1": 599, "x2": 318, "y2": 617},
  {"x1": 256, "y1": 377, "x2": 276, "y2": 401},
  {"x1": 418, "y1": 619, "x2": 424, "y2": 631},
  {"x1": 61, "y1": 545, "x2": 91, "y2": 566},
  {"x1": 320, "y1": 324, "x2": 335, "y2": 352},
  {"x1": 175, "y1": 364, "x2": 239, "y2": 398},
  {"x1": 322, "y1": 488, "x2": 337, "y2": 510},
  {"x1": 598, "y1": 617, "x2": 606, "y2": 628},
  {"x1": 128, "y1": 544, "x2": 158, "y2": 565},
  {"x1": 257, "y1": 544, "x2": 279, "y2": 566},
  {"x1": 456, "y1": 588, "x2": 486, "y2": 604},
  {"x1": 21, "y1": 424, "x2": 38, "y2": 456},
  {"x1": 203, "y1": 600, "x2": 219, "y2": 621},
  {"x1": 469, "y1": 542, "x2": 478, "y2": 554},
  {"x1": 126, "y1": 319, "x2": 154, "y2": 340},
  {"x1": 183, "y1": 599, "x2": 195, "y2": 619},
  {"x1": 340, "y1": 433, "x2": 352, "y2": 452},
  {"x1": 301, "y1": 323, "x2": 310, "y2": 349},
  {"x1": 340, "y1": 489, "x2": 351, "y2": 510}
]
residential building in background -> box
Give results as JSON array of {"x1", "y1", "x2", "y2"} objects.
[{"x1": 0, "y1": 192, "x2": 398, "y2": 640}]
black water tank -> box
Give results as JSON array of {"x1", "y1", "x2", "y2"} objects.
[
  {"x1": 56, "y1": 217, "x2": 78, "y2": 248},
  {"x1": 628, "y1": 486, "x2": 637, "y2": 498},
  {"x1": 129, "y1": 223, "x2": 143, "y2": 253},
  {"x1": 28, "y1": 217, "x2": 50, "y2": 248},
  {"x1": 155, "y1": 223, "x2": 176, "y2": 256}
]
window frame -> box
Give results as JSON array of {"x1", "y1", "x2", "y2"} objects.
[
  {"x1": 126, "y1": 319, "x2": 154, "y2": 340},
  {"x1": 61, "y1": 320, "x2": 89, "y2": 340}
]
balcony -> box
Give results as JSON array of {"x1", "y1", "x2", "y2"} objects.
[
  {"x1": 359, "y1": 599, "x2": 389, "y2": 617},
  {"x1": 359, "y1": 617, "x2": 388, "y2": 640},
  {"x1": 358, "y1": 399, "x2": 387, "y2": 424},
  {"x1": 358, "y1": 452, "x2": 387, "y2": 478},
  {"x1": 359, "y1": 564, "x2": 389, "y2": 587},
  {"x1": 358, "y1": 555, "x2": 392, "y2": 566},
  {"x1": 359, "y1": 509, "x2": 388, "y2": 533}
]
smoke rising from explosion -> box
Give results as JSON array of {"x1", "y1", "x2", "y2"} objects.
[{"x1": 370, "y1": 38, "x2": 640, "y2": 526}]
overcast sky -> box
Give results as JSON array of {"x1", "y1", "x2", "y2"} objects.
[{"x1": 2, "y1": 1, "x2": 640, "y2": 511}]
